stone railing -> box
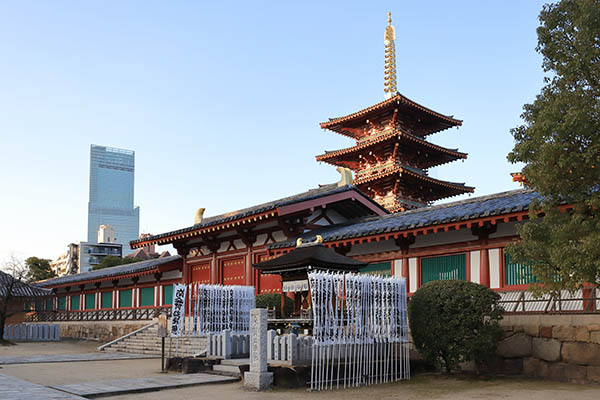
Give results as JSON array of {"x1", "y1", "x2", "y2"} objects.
[
  {"x1": 267, "y1": 330, "x2": 313, "y2": 366},
  {"x1": 207, "y1": 330, "x2": 250, "y2": 359},
  {"x1": 24, "y1": 306, "x2": 172, "y2": 322},
  {"x1": 2, "y1": 324, "x2": 60, "y2": 341}
]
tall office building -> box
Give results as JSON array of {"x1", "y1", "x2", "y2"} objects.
[{"x1": 87, "y1": 145, "x2": 139, "y2": 255}]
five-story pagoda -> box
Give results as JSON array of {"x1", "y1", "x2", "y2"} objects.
[{"x1": 317, "y1": 13, "x2": 474, "y2": 212}]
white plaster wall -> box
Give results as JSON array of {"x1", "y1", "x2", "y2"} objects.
[
  {"x1": 272, "y1": 231, "x2": 287, "y2": 242},
  {"x1": 138, "y1": 275, "x2": 156, "y2": 283},
  {"x1": 256, "y1": 234, "x2": 268, "y2": 245},
  {"x1": 411, "y1": 229, "x2": 475, "y2": 249},
  {"x1": 489, "y1": 221, "x2": 520, "y2": 239},
  {"x1": 393, "y1": 259, "x2": 402, "y2": 278},
  {"x1": 490, "y1": 248, "x2": 501, "y2": 289},
  {"x1": 233, "y1": 239, "x2": 246, "y2": 250},
  {"x1": 409, "y1": 258, "x2": 417, "y2": 293},
  {"x1": 347, "y1": 239, "x2": 398, "y2": 256},
  {"x1": 161, "y1": 270, "x2": 182, "y2": 280},
  {"x1": 470, "y1": 251, "x2": 480, "y2": 284}
]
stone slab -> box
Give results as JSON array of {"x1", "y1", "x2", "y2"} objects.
[
  {"x1": 532, "y1": 337, "x2": 561, "y2": 362},
  {"x1": 52, "y1": 373, "x2": 238, "y2": 397},
  {"x1": 0, "y1": 373, "x2": 85, "y2": 400},
  {"x1": 244, "y1": 371, "x2": 273, "y2": 390},
  {"x1": 0, "y1": 352, "x2": 158, "y2": 365}
]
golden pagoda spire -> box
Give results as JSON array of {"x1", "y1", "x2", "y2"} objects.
[{"x1": 384, "y1": 12, "x2": 397, "y2": 99}]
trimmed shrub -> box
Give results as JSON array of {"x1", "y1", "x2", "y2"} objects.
[
  {"x1": 255, "y1": 293, "x2": 293, "y2": 317},
  {"x1": 408, "y1": 280, "x2": 504, "y2": 373}
]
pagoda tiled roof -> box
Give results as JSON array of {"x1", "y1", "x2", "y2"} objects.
[
  {"x1": 130, "y1": 184, "x2": 387, "y2": 249},
  {"x1": 316, "y1": 129, "x2": 466, "y2": 167},
  {"x1": 269, "y1": 188, "x2": 540, "y2": 249},
  {"x1": 37, "y1": 255, "x2": 182, "y2": 288},
  {"x1": 354, "y1": 164, "x2": 474, "y2": 194},
  {"x1": 320, "y1": 92, "x2": 462, "y2": 137}
]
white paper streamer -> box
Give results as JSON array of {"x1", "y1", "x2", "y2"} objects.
[{"x1": 308, "y1": 271, "x2": 410, "y2": 390}]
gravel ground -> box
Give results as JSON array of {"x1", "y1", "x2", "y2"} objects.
[{"x1": 1, "y1": 341, "x2": 599, "y2": 400}]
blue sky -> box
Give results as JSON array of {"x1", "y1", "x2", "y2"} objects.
[{"x1": 0, "y1": 1, "x2": 548, "y2": 263}]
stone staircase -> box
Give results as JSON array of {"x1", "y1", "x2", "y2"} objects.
[
  {"x1": 211, "y1": 358, "x2": 249, "y2": 378},
  {"x1": 100, "y1": 322, "x2": 207, "y2": 357}
]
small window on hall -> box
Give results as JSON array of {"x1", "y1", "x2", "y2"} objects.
[
  {"x1": 85, "y1": 293, "x2": 95, "y2": 310},
  {"x1": 140, "y1": 287, "x2": 154, "y2": 307},
  {"x1": 120, "y1": 290, "x2": 132, "y2": 308},
  {"x1": 101, "y1": 292, "x2": 112, "y2": 309},
  {"x1": 163, "y1": 285, "x2": 173, "y2": 305},
  {"x1": 421, "y1": 254, "x2": 467, "y2": 285},
  {"x1": 71, "y1": 295, "x2": 80, "y2": 311},
  {"x1": 505, "y1": 253, "x2": 537, "y2": 286},
  {"x1": 58, "y1": 297, "x2": 66, "y2": 311}
]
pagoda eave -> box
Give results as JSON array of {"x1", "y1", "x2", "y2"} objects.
[
  {"x1": 320, "y1": 93, "x2": 462, "y2": 138},
  {"x1": 316, "y1": 129, "x2": 467, "y2": 169}
]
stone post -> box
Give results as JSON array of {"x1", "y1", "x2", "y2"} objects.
[
  {"x1": 223, "y1": 329, "x2": 232, "y2": 359},
  {"x1": 287, "y1": 333, "x2": 297, "y2": 365},
  {"x1": 244, "y1": 308, "x2": 273, "y2": 390}
]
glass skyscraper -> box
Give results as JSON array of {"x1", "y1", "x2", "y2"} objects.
[{"x1": 87, "y1": 145, "x2": 139, "y2": 255}]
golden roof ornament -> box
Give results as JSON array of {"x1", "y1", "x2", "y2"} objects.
[{"x1": 384, "y1": 12, "x2": 397, "y2": 99}]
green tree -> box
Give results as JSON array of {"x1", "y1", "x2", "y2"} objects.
[
  {"x1": 507, "y1": 0, "x2": 600, "y2": 294},
  {"x1": 24, "y1": 257, "x2": 56, "y2": 282},
  {"x1": 94, "y1": 256, "x2": 141, "y2": 270},
  {"x1": 408, "y1": 280, "x2": 504, "y2": 373}
]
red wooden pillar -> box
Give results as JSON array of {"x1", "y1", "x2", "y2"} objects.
[
  {"x1": 480, "y1": 247, "x2": 490, "y2": 288},
  {"x1": 245, "y1": 247, "x2": 253, "y2": 286},
  {"x1": 402, "y1": 256, "x2": 409, "y2": 291},
  {"x1": 210, "y1": 253, "x2": 218, "y2": 284}
]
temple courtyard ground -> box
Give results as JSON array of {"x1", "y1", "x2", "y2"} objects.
[{"x1": 1, "y1": 341, "x2": 600, "y2": 399}]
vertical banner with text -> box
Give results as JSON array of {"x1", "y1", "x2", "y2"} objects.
[{"x1": 170, "y1": 284, "x2": 187, "y2": 337}]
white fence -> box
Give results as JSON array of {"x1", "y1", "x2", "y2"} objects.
[
  {"x1": 267, "y1": 331, "x2": 313, "y2": 366},
  {"x1": 499, "y1": 288, "x2": 600, "y2": 313},
  {"x1": 3, "y1": 324, "x2": 60, "y2": 341},
  {"x1": 207, "y1": 329, "x2": 250, "y2": 359}
]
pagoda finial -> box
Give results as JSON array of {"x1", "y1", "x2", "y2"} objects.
[{"x1": 384, "y1": 12, "x2": 397, "y2": 99}]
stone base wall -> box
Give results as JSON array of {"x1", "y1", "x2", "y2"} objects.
[
  {"x1": 493, "y1": 314, "x2": 600, "y2": 384},
  {"x1": 30, "y1": 321, "x2": 152, "y2": 343}
]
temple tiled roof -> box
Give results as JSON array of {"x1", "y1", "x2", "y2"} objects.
[
  {"x1": 37, "y1": 256, "x2": 182, "y2": 287},
  {"x1": 254, "y1": 243, "x2": 366, "y2": 274},
  {"x1": 269, "y1": 189, "x2": 540, "y2": 249},
  {"x1": 131, "y1": 184, "x2": 387, "y2": 248},
  {"x1": 0, "y1": 271, "x2": 53, "y2": 297}
]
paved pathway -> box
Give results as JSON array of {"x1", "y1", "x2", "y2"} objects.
[
  {"x1": 52, "y1": 373, "x2": 238, "y2": 397},
  {"x1": 0, "y1": 352, "x2": 158, "y2": 365},
  {"x1": 0, "y1": 373, "x2": 85, "y2": 400}
]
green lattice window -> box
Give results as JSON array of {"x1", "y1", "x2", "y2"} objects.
[
  {"x1": 505, "y1": 253, "x2": 537, "y2": 286},
  {"x1": 35, "y1": 300, "x2": 43, "y2": 311},
  {"x1": 71, "y1": 295, "x2": 80, "y2": 311},
  {"x1": 140, "y1": 287, "x2": 154, "y2": 307},
  {"x1": 101, "y1": 292, "x2": 112, "y2": 309},
  {"x1": 58, "y1": 297, "x2": 66, "y2": 311},
  {"x1": 46, "y1": 298, "x2": 53, "y2": 310},
  {"x1": 360, "y1": 262, "x2": 392, "y2": 276},
  {"x1": 421, "y1": 254, "x2": 466, "y2": 285},
  {"x1": 120, "y1": 290, "x2": 132, "y2": 308},
  {"x1": 163, "y1": 285, "x2": 173, "y2": 305},
  {"x1": 85, "y1": 293, "x2": 95, "y2": 310}
]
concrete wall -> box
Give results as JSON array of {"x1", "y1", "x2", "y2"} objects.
[{"x1": 491, "y1": 315, "x2": 600, "y2": 384}]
